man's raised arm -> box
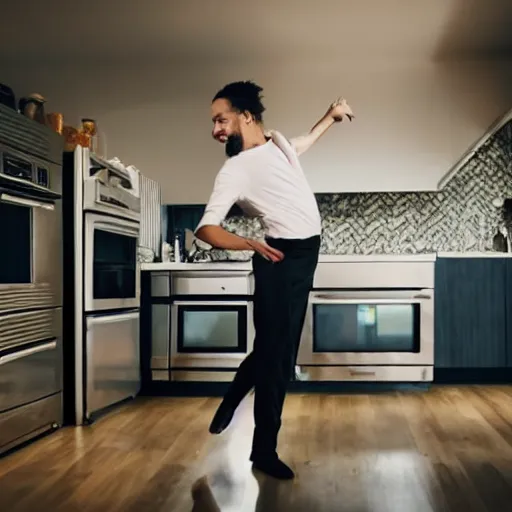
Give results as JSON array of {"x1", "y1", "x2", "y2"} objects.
[{"x1": 290, "y1": 98, "x2": 354, "y2": 156}]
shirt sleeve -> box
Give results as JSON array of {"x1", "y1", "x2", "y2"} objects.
[{"x1": 195, "y1": 162, "x2": 244, "y2": 233}]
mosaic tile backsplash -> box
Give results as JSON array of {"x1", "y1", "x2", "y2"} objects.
[{"x1": 222, "y1": 121, "x2": 512, "y2": 254}]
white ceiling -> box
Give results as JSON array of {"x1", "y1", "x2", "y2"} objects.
[{"x1": 0, "y1": 0, "x2": 511, "y2": 65}]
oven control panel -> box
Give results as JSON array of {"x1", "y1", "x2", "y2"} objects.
[{"x1": 1, "y1": 151, "x2": 50, "y2": 189}]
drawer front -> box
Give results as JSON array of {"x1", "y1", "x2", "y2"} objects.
[
  {"x1": 314, "y1": 262, "x2": 435, "y2": 289},
  {"x1": 173, "y1": 275, "x2": 251, "y2": 295},
  {"x1": 0, "y1": 338, "x2": 62, "y2": 413},
  {"x1": 0, "y1": 393, "x2": 62, "y2": 455},
  {"x1": 151, "y1": 272, "x2": 170, "y2": 297},
  {"x1": 298, "y1": 365, "x2": 433, "y2": 382}
]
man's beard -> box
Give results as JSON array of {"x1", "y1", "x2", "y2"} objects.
[{"x1": 225, "y1": 133, "x2": 244, "y2": 157}]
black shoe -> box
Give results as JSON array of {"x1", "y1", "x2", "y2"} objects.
[
  {"x1": 208, "y1": 401, "x2": 235, "y2": 434},
  {"x1": 251, "y1": 457, "x2": 295, "y2": 480}
]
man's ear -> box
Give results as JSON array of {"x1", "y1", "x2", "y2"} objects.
[{"x1": 242, "y1": 110, "x2": 253, "y2": 124}]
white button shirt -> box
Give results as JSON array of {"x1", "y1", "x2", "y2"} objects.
[{"x1": 196, "y1": 131, "x2": 321, "y2": 240}]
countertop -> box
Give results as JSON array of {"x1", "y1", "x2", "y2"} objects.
[
  {"x1": 141, "y1": 261, "x2": 252, "y2": 271},
  {"x1": 140, "y1": 251, "x2": 512, "y2": 271},
  {"x1": 437, "y1": 252, "x2": 512, "y2": 258}
]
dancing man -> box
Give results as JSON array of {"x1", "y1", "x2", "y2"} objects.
[{"x1": 195, "y1": 81, "x2": 354, "y2": 479}]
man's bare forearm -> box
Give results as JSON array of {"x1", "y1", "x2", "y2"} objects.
[
  {"x1": 291, "y1": 112, "x2": 335, "y2": 155},
  {"x1": 195, "y1": 225, "x2": 252, "y2": 251}
]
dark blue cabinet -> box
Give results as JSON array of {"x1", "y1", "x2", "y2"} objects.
[{"x1": 434, "y1": 258, "x2": 508, "y2": 369}]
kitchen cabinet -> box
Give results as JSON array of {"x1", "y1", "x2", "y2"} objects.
[{"x1": 434, "y1": 257, "x2": 508, "y2": 370}]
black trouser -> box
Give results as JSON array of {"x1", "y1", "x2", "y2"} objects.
[{"x1": 221, "y1": 234, "x2": 320, "y2": 460}]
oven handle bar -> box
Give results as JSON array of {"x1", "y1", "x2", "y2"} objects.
[
  {"x1": 0, "y1": 340, "x2": 57, "y2": 366},
  {"x1": 94, "y1": 220, "x2": 139, "y2": 238},
  {"x1": 86, "y1": 311, "x2": 139, "y2": 324},
  {"x1": 172, "y1": 301, "x2": 250, "y2": 306},
  {"x1": 311, "y1": 298, "x2": 426, "y2": 305},
  {"x1": 0, "y1": 192, "x2": 55, "y2": 210}
]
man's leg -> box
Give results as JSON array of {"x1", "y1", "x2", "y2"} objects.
[
  {"x1": 249, "y1": 250, "x2": 293, "y2": 478},
  {"x1": 208, "y1": 352, "x2": 255, "y2": 433},
  {"x1": 250, "y1": 237, "x2": 320, "y2": 479},
  {"x1": 209, "y1": 257, "x2": 263, "y2": 434}
]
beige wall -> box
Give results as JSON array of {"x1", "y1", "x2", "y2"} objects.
[{"x1": 2, "y1": 57, "x2": 511, "y2": 204}]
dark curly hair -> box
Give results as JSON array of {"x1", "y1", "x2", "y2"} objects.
[{"x1": 212, "y1": 80, "x2": 266, "y2": 123}]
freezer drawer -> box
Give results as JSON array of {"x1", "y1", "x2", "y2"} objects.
[
  {"x1": 85, "y1": 310, "x2": 140, "y2": 419},
  {"x1": 0, "y1": 393, "x2": 62, "y2": 456},
  {"x1": 0, "y1": 338, "x2": 62, "y2": 413}
]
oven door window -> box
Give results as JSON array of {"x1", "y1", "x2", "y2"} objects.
[
  {"x1": 93, "y1": 229, "x2": 136, "y2": 299},
  {"x1": 0, "y1": 202, "x2": 31, "y2": 284},
  {"x1": 313, "y1": 303, "x2": 420, "y2": 352},
  {"x1": 177, "y1": 305, "x2": 247, "y2": 353}
]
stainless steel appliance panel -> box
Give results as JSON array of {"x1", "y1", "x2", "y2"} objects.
[
  {"x1": 151, "y1": 272, "x2": 170, "y2": 297},
  {"x1": 151, "y1": 304, "x2": 170, "y2": 369},
  {"x1": 0, "y1": 307, "x2": 61, "y2": 352},
  {"x1": 0, "y1": 338, "x2": 62, "y2": 413},
  {"x1": 85, "y1": 310, "x2": 140, "y2": 418},
  {"x1": 139, "y1": 174, "x2": 161, "y2": 258},
  {"x1": 0, "y1": 103, "x2": 64, "y2": 164},
  {"x1": 314, "y1": 260, "x2": 435, "y2": 289},
  {"x1": 298, "y1": 365, "x2": 433, "y2": 382},
  {"x1": 0, "y1": 393, "x2": 62, "y2": 456},
  {"x1": 171, "y1": 271, "x2": 253, "y2": 296}
]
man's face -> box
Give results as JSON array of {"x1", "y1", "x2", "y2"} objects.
[{"x1": 211, "y1": 98, "x2": 244, "y2": 157}]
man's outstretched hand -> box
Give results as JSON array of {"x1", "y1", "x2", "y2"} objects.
[{"x1": 329, "y1": 98, "x2": 354, "y2": 122}]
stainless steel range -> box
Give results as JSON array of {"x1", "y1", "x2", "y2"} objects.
[
  {"x1": 0, "y1": 121, "x2": 64, "y2": 455},
  {"x1": 296, "y1": 255, "x2": 436, "y2": 382}
]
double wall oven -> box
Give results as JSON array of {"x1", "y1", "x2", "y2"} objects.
[
  {"x1": 0, "y1": 138, "x2": 63, "y2": 455},
  {"x1": 297, "y1": 256, "x2": 435, "y2": 382},
  {"x1": 64, "y1": 147, "x2": 141, "y2": 424}
]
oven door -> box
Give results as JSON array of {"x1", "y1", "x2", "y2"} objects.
[
  {"x1": 84, "y1": 212, "x2": 140, "y2": 312},
  {"x1": 297, "y1": 289, "x2": 434, "y2": 366},
  {"x1": 0, "y1": 160, "x2": 62, "y2": 313},
  {"x1": 170, "y1": 300, "x2": 253, "y2": 369}
]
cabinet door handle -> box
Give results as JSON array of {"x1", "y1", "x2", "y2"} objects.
[{"x1": 349, "y1": 370, "x2": 376, "y2": 377}]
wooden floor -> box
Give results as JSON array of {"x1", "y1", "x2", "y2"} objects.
[{"x1": 2, "y1": 386, "x2": 512, "y2": 511}]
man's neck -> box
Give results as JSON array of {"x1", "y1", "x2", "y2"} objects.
[{"x1": 243, "y1": 127, "x2": 268, "y2": 151}]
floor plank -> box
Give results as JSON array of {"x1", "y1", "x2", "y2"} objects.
[{"x1": 1, "y1": 386, "x2": 512, "y2": 511}]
